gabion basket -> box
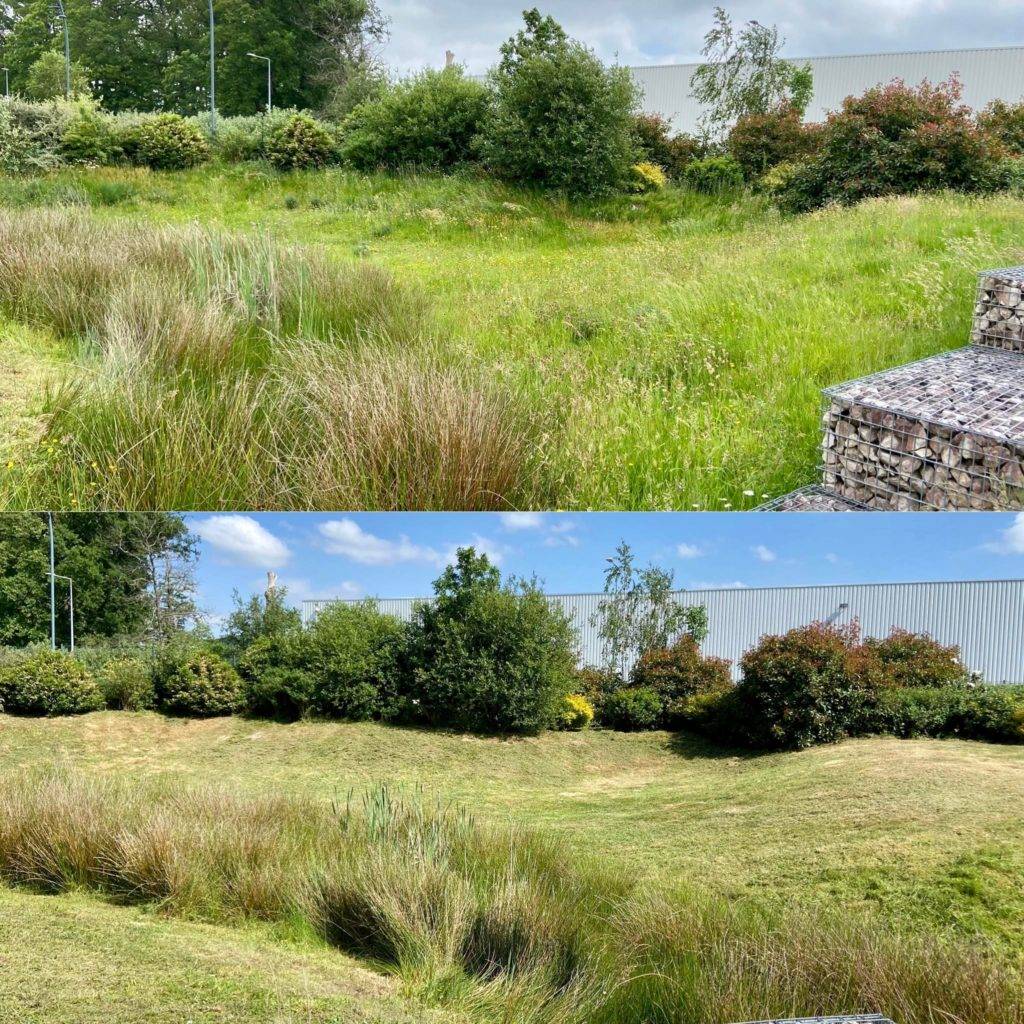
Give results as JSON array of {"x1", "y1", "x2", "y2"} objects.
[
  {"x1": 757, "y1": 485, "x2": 872, "y2": 511},
  {"x1": 821, "y1": 347, "x2": 1024, "y2": 511},
  {"x1": 972, "y1": 265, "x2": 1024, "y2": 354}
]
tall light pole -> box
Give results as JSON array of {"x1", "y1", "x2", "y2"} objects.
[
  {"x1": 49, "y1": 572, "x2": 75, "y2": 653},
  {"x1": 246, "y1": 52, "x2": 272, "y2": 112},
  {"x1": 208, "y1": 0, "x2": 217, "y2": 136},
  {"x1": 51, "y1": 0, "x2": 71, "y2": 99},
  {"x1": 47, "y1": 513, "x2": 56, "y2": 651},
  {"x1": 2, "y1": 68, "x2": 9, "y2": 99}
]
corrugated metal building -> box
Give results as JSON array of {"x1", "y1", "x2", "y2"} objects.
[
  {"x1": 631, "y1": 46, "x2": 1024, "y2": 131},
  {"x1": 304, "y1": 578, "x2": 1024, "y2": 684}
]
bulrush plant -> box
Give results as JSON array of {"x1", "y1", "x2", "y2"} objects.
[
  {"x1": 0, "y1": 207, "x2": 557, "y2": 509},
  {"x1": 0, "y1": 771, "x2": 1022, "y2": 1024}
]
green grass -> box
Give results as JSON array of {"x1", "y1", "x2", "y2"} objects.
[
  {"x1": 2, "y1": 164, "x2": 1024, "y2": 508},
  {"x1": 4, "y1": 712, "x2": 1024, "y2": 954},
  {"x1": 0, "y1": 887, "x2": 444, "y2": 1023}
]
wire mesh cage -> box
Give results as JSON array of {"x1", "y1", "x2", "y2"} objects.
[
  {"x1": 757, "y1": 485, "x2": 872, "y2": 511},
  {"x1": 821, "y1": 347, "x2": 1024, "y2": 511},
  {"x1": 971, "y1": 265, "x2": 1024, "y2": 354}
]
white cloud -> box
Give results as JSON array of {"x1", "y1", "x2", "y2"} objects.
[
  {"x1": 752, "y1": 544, "x2": 777, "y2": 563},
  {"x1": 500, "y1": 512, "x2": 544, "y2": 531},
  {"x1": 676, "y1": 543, "x2": 704, "y2": 559},
  {"x1": 543, "y1": 519, "x2": 580, "y2": 548},
  {"x1": 319, "y1": 519, "x2": 440, "y2": 567},
  {"x1": 445, "y1": 534, "x2": 507, "y2": 567},
  {"x1": 275, "y1": 577, "x2": 363, "y2": 603},
  {"x1": 824, "y1": 552, "x2": 841, "y2": 564},
  {"x1": 985, "y1": 513, "x2": 1024, "y2": 555},
  {"x1": 194, "y1": 515, "x2": 290, "y2": 567}
]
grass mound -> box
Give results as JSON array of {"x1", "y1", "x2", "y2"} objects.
[{"x1": 0, "y1": 770, "x2": 1019, "y2": 1024}]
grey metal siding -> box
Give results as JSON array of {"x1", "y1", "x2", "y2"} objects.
[
  {"x1": 631, "y1": 46, "x2": 1024, "y2": 131},
  {"x1": 304, "y1": 579, "x2": 1024, "y2": 684}
]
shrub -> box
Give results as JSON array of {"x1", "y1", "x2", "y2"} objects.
[
  {"x1": 212, "y1": 109, "x2": 302, "y2": 163},
  {"x1": 557, "y1": 693, "x2": 594, "y2": 730},
  {"x1": 409, "y1": 547, "x2": 577, "y2": 734},
  {"x1": 121, "y1": 114, "x2": 210, "y2": 171},
  {"x1": 0, "y1": 104, "x2": 53, "y2": 174},
  {"x1": 0, "y1": 650, "x2": 103, "y2": 716},
  {"x1": 874, "y1": 684, "x2": 1024, "y2": 743},
  {"x1": 629, "y1": 161, "x2": 667, "y2": 193},
  {"x1": 156, "y1": 652, "x2": 243, "y2": 717},
  {"x1": 340, "y1": 68, "x2": 490, "y2": 170},
  {"x1": 600, "y1": 686, "x2": 663, "y2": 731},
  {"x1": 683, "y1": 155, "x2": 744, "y2": 194},
  {"x1": 237, "y1": 632, "x2": 314, "y2": 721},
  {"x1": 477, "y1": 9, "x2": 640, "y2": 196},
  {"x1": 632, "y1": 113, "x2": 704, "y2": 178},
  {"x1": 733, "y1": 622, "x2": 875, "y2": 750},
  {"x1": 59, "y1": 104, "x2": 120, "y2": 165},
  {"x1": 303, "y1": 602, "x2": 408, "y2": 722},
  {"x1": 977, "y1": 99, "x2": 1024, "y2": 156},
  {"x1": 773, "y1": 77, "x2": 1003, "y2": 212},
  {"x1": 863, "y1": 629, "x2": 966, "y2": 689},
  {"x1": 96, "y1": 657, "x2": 154, "y2": 711},
  {"x1": 571, "y1": 665, "x2": 622, "y2": 719},
  {"x1": 630, "y1": 634, "x2": 732, "y2": 726},
  {"x1": 266, "y1": 113, "x2": 338, "y2": 171},
  {"x1": 726, "y1": 106, "x2": 818, "y2": 179}
]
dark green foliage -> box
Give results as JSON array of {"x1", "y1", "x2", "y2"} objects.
[
  {"x1": 121, "y1": 114, "x2": 210, "y2": 171},
  {"x1": 630, "y1": 634, "x2": 732, "y2": 726},
  {"x1": 408, "y1": 547, "x2": 577, "y2": 735},
  {"x1": 0, "y1": 650, "x2": 103, "y2": 716},
  {"x1": 223, "y1": 588, "x2": 302, "y2": 660},
  {"x1": 600, "y1": 686, "x2": 663, "y2": 731},
  {"x1": 863, "y1": 628, "x2": 967, "y2": 689},
  {"x1": 238, "y1": 633, "x2": 315, "y2": 722},
  {"x1": 213, "y1": 109, "x2": 305, "y2": 163},
  {"x1": 726, "y1": 107, "x2": 818, "y2": 179},
  {"x1": 266, "y1": 113, "x2": 338, "y2": 170},
  {"x1": 683, "y1": 155, "x2": 745, "y2": 195},
  {"x1": 632, "y1": 113, "x2": 704, "y2": 179},
  {"x1": 978, "y1": 99, "x2": 1024, "y2": 156},
  {"x1": 340, "y1": 68, "x2": 490, "y2": 170},
  {"x1": 571, "y1": 665, "x2": 623, "y2": 719},
  {"x1": 95, "y1": 657, "x2": 154, "y2": 711},
  {"x1": 59, "y1": 105, "x2": 120, "y2": 165},
  {"x1": 302, "y1": 601, "x2": 408, "y2": 721},
  {"x1": 477, "y1": 8, "x2": 639, "y2": 196},
  {"x1": 156, "y1": 652, "x2": 243, "y2": 717},
  {"x1": 872, "y1": 685, "x2": 1024, "y2": 743},
  {"x1": 773, "y1": 78, "x2": 1003, "y2": 212}
]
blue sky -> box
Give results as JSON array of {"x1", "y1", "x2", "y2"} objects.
[{"x1": 187, "y1": 512, "x2": 1024, "y2": 627}]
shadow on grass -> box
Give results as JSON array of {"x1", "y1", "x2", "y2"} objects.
[{"x1": 665, "y1": 728, "x2": 772, "y2": 762}]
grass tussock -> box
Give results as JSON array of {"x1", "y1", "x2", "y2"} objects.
[
  {"x1": 0, "y1": 770, "x2": 1019, "y2": 1024},
  {"x1": 0, "y1": 207, "x2": 558, "y2": 510}
]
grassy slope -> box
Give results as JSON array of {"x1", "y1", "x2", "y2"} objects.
[
  {"x1": 0, "y1": 888, "x2": 446, "y2": 1024},
  {"x1": 2, "y1": 166, "x2": 1024, "y2": 507},
  {"x1": 4, "y1": 712, "x2": 1024, "y2": 953}
]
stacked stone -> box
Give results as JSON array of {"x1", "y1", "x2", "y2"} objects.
[
  {"x1": 972, "y1": 266, "x2": 1024, "y2": 354},
  {"x1": 758, "y1": 485, "x2": 871, "y2": 511},
  {"x1": 820, "y1": 348, "x2": 1024, "y2": 510}
]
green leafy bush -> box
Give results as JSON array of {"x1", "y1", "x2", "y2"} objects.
[
  {"x1": 726, "y1": 106, "x2": 818, "y2": 179},
  {"x1": 632, "y1": 113, "x2": 704, "y2": 179},
  {"x1": 571, "y1": 665, "x2": 623, "y2": 719},
  {"x1": 303, "y1": 601, "x2": 407, "y2": 721},
  {"x1": 96, "y1": 657, "x2": 154, "y2": 711},
  {"x1": 873, "y1": 684, "x2": 1024, "y2": 743},
  {"x1": 59, "y1": 104, "x2": 120, "y2": 165},
  {"x1": 977, "y1": 99, "x2": 1024, "y2": 156},
  {"x1": 477, "y1": 9, "x2": 639, "y2": 196},
  {"x1": 340, "y1": 68, "x2": 490, "y2": 170},
  {"x1": 557, "y1": 692, "x2": 594, "y2": 730},
  {"x1": 0, "y1": 104, "x2": 54, "y2": 173},
  {"x1": 0, "y1": 650, "x2": 103, "y2": 716},
  {"x1": 863, "y1": 629, "x2": 966, "y2": 688},
  {"x1": 630, "y1": 634, "x2": 732, "y2": 726},
  {"x1": 237, "y1": 632, "x2": 314, "y2": 721},
  {"x1": 600, "y1": 686, "x2": 663, "y2": 731},
  {"x1": 683, "y1": 155, "x2": 745, "y2": 194},
  {"x1": 121, "y1": 114, "x2": 210, "y2": 170},
  {"x1": 408, "y1": 547, "x2": 577, "y2": 734},
  {"x1": 773, "y1": 77, "x2": 1002, "y2": 212},
  {"x1": 156, "y1": 652, "x2": 243, "y2": 717},
  {"x1": 213, "y1": 109, "x2": 302, "y2": 163},
  {"x1": 265, "y1": 113, "x2": 338, "y2": 170}
]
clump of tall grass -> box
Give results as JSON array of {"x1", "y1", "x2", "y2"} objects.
[
  {"x1": 0, "y1": 771, "x2": 1020, "y2": 1024},
  {"x1": 0, "y1": 207, "x2": 559, "y2": 509}
]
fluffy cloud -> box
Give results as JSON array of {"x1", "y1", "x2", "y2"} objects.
[
  {"x1": 319, "y1": 519, "x2": 441, "y2": 566},
  {"x1": 543, "y1": 520, "x2": 580, "y2": 548},
  {"x1": 752, "y1": 544, "x2": 777, "y2": 563},
  {"x1": 985, "y1": 513, "x2": 1024, "y2": 555},
  {"x1": 445, "y1": 534, "x2": 507, "y2": 567},
  {"x1": 500, "y1": 512, "x2": 544, "y2": 531},
  {"x1": 676, "y1": 543, "x2": 704, "y2": 559},
  {"x1": 194, "y1": 515, "x2": 290, "y2": 567}
]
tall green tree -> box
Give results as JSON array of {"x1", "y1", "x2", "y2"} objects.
[{"x1": 0, "y1": 513, "x2": 196, "y2": 647}]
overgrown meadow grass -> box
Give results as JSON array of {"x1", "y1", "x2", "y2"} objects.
[
  {"x1": 2, "y1": 164, "x2": 1024, "y2": 509},
  {"x1": 1, "y1": 770, "x2": 1020, "y2": 1024}
]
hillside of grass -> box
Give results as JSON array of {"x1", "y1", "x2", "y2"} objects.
[
  {"x1": 1, "y1": 166, "x2": 1023, "y2": 509},
  {"x1": 4, "y1": 711, "x2": 1024, "y2": 957}
]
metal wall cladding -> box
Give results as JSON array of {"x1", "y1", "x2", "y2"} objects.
[
  {"x1": 630, "y1": 46, "x2": 1024, "y2": 131},
  {"x1": 304, "y1": 579, "x2": 1024, "y2": 684}
]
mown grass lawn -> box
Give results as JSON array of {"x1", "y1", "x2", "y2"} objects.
[
  {"x1": 2, "y1": 166, "x2": 1024, "y2": 509},
  {"x1": 5, "y1": 711, "x2": 1024, "y2": 957}
]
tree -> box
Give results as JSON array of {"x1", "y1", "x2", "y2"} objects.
[
  {"x1": 0, "y1": 513, "x2": 195, "y2": 647},
  {"x1": 592, "y1": 541, "x2": 708, "y2": 679},
  {"x1": 25, "y1": 50, "x2": 91, "y2": 99},
  {"x1": 222, "y1": 585, "x2": 301, "y2": 655},
  {"x1": 690, "y1": 7, "x2": 812, "y2": 135}
]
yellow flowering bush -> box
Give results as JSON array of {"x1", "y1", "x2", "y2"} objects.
[
  {"x1": 558, "y1": 692, "x2": 594, "y2": 730},
  {"x1": 629, "y1": 161, "x2": 668, "y2": 193}
]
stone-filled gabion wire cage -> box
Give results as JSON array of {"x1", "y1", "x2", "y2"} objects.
[
  {"x1": 756, "y1": 484, "x2": 871, "y2": 511},
  {"x1": 972, "y1": 265, "x2": 1024, "y2": 354},
  {"x1": 821, "y1": 347, "x2": 1024, "y2": 510}
]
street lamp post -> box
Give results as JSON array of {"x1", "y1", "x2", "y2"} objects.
[
  {"x1": 208, "y1": 0, "x2": 217, "y2": 136},
  {"x1": 48, "y1": 573, "x2": 75, "y2": 653},
  {"x1": 2, "y1": 68, "x2": 9, "y2": 99},
  {"x1": 47, "y1": 513, "x2": 56, "y2": 651},
  {"x1": 52, "y1": 0, "x2": 71, "y2": 99},
  {"x1": 246, "y1": 52, "x2": 272, "y2": 112}
]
